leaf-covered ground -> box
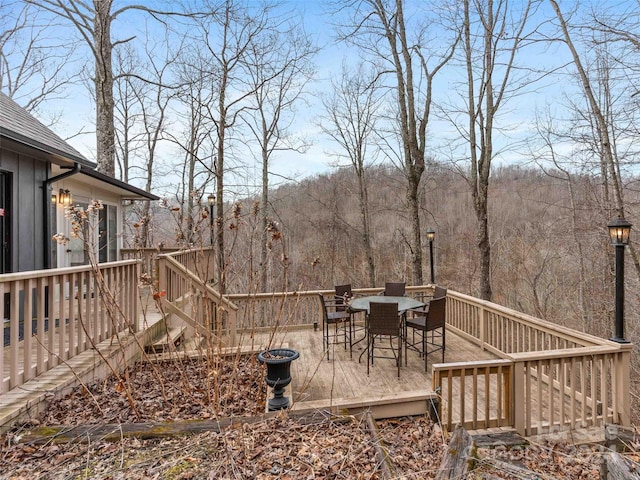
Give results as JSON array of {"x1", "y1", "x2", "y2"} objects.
[
  {"x1": 0, "y1": 355, "x2": 623, "y2": 478},
  {"x1": 41, "y1": 355, "x2": 268, "y2": 425}
]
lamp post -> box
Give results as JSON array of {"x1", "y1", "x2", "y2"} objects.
[
  {"x1": 426, "y1": 228, "x2": 436, "y2": 284},
  {"x1": 607, "y1": 216, "x2": 632, "y2": 343},
  {"x1": 207, "y1": 193, "x2": 216, "y2": 246}
]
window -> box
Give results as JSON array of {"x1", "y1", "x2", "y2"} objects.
[
  {"x1": 68, "y1": 202, "x2": 90, "y2": 266},
  {"x1": 64, "y1": 202, "x2": 119, "y2": 266},
  {"x1": 99, "y1": 204, "x2": 118, "y2": 263}
]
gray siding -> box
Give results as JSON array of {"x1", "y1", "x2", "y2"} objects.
[{"x1": 0, "y1": 148, "x2": 48, "y2": 272}]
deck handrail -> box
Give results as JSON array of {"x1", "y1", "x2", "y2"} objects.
[
  {"x1": 121, "y1": 247, "x2": 180, "y2": 282},
  {"x1": 0, "y1": 260, "x2": 140, "y2": 394},
  {"x1": 121, "y1": 246, "x2": 214, "y2": 286},
  {"x1": 435, "y1": 291, "x2": 632, "y2": 436},
  {"x1": 225, "y1": 286, "x2": 435, "y2": 332},
  {"x1": 156, "y1": 250, "x2": 237, "y2": 346},
  {"x1": 445, "y1": 290, "x2": 610, "y2": 357}
]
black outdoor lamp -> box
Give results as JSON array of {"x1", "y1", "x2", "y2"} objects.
[
  {"x1": 426, "y1": 228, "x2": 436, "y2": 284},
  {"x1": 607, "y1": 216, "x2": 632, "y2": 343},
  {"x1": 58, "y1": 189, "x2": 72, "y2": 205},
  {"x1": 207, "y1": 193, "x2": 216, "y2": 246}
]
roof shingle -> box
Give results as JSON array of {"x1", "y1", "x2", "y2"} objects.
[{"x1": 0, "y1": 92, "x2": 95, "y2": 167}]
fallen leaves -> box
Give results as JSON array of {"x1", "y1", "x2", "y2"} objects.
[{"x1": 0, "y1": 355, "x2": 620, "y2": 479}]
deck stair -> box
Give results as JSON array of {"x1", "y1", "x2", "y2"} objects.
[
  {"x1": 144, "y1": 322, "x2": 186, "y2": 354},
  {"x1": 144, "y1": 294, "x2": 205, "y2": 354}
]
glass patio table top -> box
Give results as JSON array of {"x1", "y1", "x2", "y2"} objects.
[{"x1": 348, "y1": 295, "x2": 425, "y2": 314}]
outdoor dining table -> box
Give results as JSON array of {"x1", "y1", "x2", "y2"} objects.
[
  {"x1": 348, "y1": 295, "x2": 425, "y2": 363},
  {"x1": 348, "y1": 295, "x2": 425, "y2": 314}
]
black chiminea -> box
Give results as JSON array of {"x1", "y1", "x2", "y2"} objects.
[{"x1": 258, "y1": 348, "x2": 300, "y2": 410}]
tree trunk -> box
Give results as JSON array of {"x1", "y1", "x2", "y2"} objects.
[
  {"x1": 357, "y1": 171, "x2": 376, "y2": 287},
  {"x1": 407, "y1": 170, "x2": 424, "y2": 286},
  {"x1": 549, "y1": 0, "x2": 640, "y2": 284},
  {"x1": 260, "y1": 140, "x2": 269, "y2": 293},
  {"x1": 93, "y1": 0, "x2": 115, "y2": 176}
]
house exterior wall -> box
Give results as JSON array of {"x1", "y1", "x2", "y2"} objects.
[
  {"x1": 53, "y1": 180, "x2": 122, "y2": 268},
  {"x1": 0, "y1": 147, "x2": 48, "y2": 273}
]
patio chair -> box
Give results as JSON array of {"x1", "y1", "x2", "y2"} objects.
[
  {"x1": 318, "y1": 293, "x2": 353, "y2": 361},
  {"x1": 405, "y1": 296, "x2": 446, "y2": 372},
  {"x1": 367, "y1": 302, "x2": 402, "y2": 378},
  {"x1": 334, "y1": 284, "x2": 354, "y2": 308},
  {"x1": 433, "y1": 286, "x2": 447, "y2": 300},
  {"x1": 383, "y1": 282, "x2": 406, "y2": 296},
  {"x1": 335, "y1": 284, "x2": 364, "y2": 342}
]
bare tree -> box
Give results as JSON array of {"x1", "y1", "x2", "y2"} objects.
[
  {"x1": 337, "y1": 0, "x2": 458, "y2": 285},
  {"x1": 25, "y1": 0, "x2": 203, "y2": 176},
  {"x1": 320, "y1": 62, "x2": 382, "y2": 287},
  {"x1": 184, "y1": 0, "x2": 299, "y2": 293},
  {"x1": 0, "y1": 1, "x2": 75, "y2": 113},
  {"x1": 454, "y1": 0, "x2": 536, "y2": 300},
  {"x1": 167, "y1": 53, "x2": 215, "y2": 247},
  {"x1": 549, "y1": 0, "x2": 640, "y2": 283},
  {"x1": 242, "y1": 17, "x2": 316, "y2": 293},
  {"x1": 117, "y1": 35, "x2": 177, "y2": 247}
]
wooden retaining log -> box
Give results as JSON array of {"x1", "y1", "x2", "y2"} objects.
[
  {"x1": 436, "y1": 424, "x2": 476, "y2": 479},
  {"x1": 602, "y1": 451, "x2": 640, "y2": 479}
]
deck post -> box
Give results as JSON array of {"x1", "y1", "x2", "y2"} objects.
[
  {"x1": 227, "y1": 307, "x2": 237, "y2": 346},
  {"x1": 512, "y1": 360, "x2": 525, "y2": 435},
  {"x1": 132, "y1": 262, "x2": 140, "y2": 333},
  {"x1": 480, "y1": 306, "x2": 487, "y2": 351},
  {"x1": 614, "y1": 347, "x2": 632, "y2": 426},
  {"x1": 157, "y1": 256, "x2": 167, "y2": 299}
]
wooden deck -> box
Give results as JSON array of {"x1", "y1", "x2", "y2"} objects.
[
  {"x1": 237, "y1": 322, "x2": 498, "y2": 416},
  {"x1": 2, "y1": 303, "x2": 162, "y2": 387}
]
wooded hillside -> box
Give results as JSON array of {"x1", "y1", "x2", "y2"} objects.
[{"x1": 212, "y1": 163, "x2": 636, "y2": 335}]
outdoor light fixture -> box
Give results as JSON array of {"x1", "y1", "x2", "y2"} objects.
[
  {"x1": 207, "y1": 193, "x2": 216, "y2": 246},
  {"x1": 608, "y1": 216, "x2": 632, "y2": 246},
  {"x1": 426, "y1": 228, "x2": 435, "y2": 242},
  {"x1": 608, "y1": 216, "x2": 632, "y2": 343},
  {"x1": 58, "y1": 189, "x2": 72, "y2": 205},
  {"x1": 51, "y1": 193, "x2": 57, "y2": 204},
  {"x1": 426, "y1": 228, "x2": 436, "y2": 284}
]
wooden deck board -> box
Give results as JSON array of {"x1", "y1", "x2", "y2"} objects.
[{"x1": 237, "y1": 326, "x2": 499, "y2": 410}]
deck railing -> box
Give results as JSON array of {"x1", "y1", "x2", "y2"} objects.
[
  {"x1": 121, "y1": 246, "x2": 214, "y2": 286},
  {"x1": 156, "y1": 249, "x2": 237, "y2": 346},
  {"x1": 2, "y1": 260, "x2": 630, "y2": 437},
  {"x1": 0, "y1": 260, "x2": 140, "y2": 394},
  {"x1": 226, "y1": 286, "x2": 434, "y2": 332},
  {"x1": 434, "y1": 291, "x2": 632, "y2": 435}
]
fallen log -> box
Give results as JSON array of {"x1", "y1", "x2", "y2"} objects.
[
  {"x1": 436, "y1": 424, "x2": 476, "y2": 479},
  {"x1": 365, "y1": 411, "x2": 393, "y2": 480},
  {"x1": 16, "y1": 408, "x2": 349, "y2": 444},
  {"x1": 604, "y1": 451, "x2": 640, "y2": 479}
]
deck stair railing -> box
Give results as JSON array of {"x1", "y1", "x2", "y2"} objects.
[
  {"x1": 0, "y1": 260, "x2": 139, "y2": 394},
  {"x1": 434, "y1": 291, "x2": 632, "y2": 436},
  {"x1": 121, "y1": 246, "x2": 183, "y2": 283},
  {"x1": 156, "y1": 249, "x2": 237, "y2": 347}
]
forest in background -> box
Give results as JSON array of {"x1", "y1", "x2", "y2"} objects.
[{"x1": 140, "y1": 161, "x2": 639, "y2": 342}]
